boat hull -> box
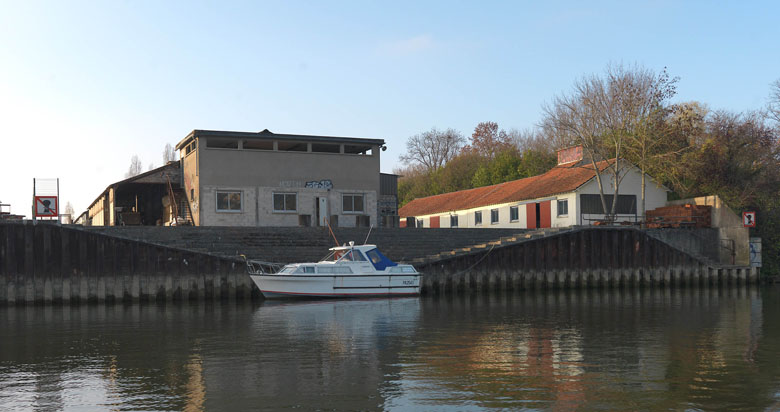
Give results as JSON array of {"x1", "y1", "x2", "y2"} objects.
[{"x1": 250, "y1": 273, "x2": 422, "y2": 298}]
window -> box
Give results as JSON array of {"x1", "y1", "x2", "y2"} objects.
[
  {"x1": 242, "y1": 139, "x2": 273, "y2": 150},
  {"x1": 366, "y1": 249, "x2": 382, "y2": 264},
  {"x1": 344, "y1": 144, "x2": 373, "y2": 155},
  {"x1": 311, "y1": 143, "x2": 340, "y2": 153},
  {"x1": 277, "y1": 141, "x2": 307, "y2": 152},
  {"x1": 475, "y1": 211, "x2": 482, "y2": 225},
  {"x1": 206, "y1": 138, "x2": 238, "y2": 149},
  {"x1": 557, "y1": 199, "x2": 569, "y2": 216},
  {"x1": 317, "y1": 266, "x2": 353, "y2": 274},
  {"x1": 343, "y1": 194, "x2": 364, "y2": 213},
  {"x1": 510, "y1": 206, "x2": 519, "y2": 222},
  {"x1": 338, "y1": 250, "x2": 367, "y2": 261},
  {"x1": 450, "y1": 214, "x2": 458, "y2": 227},
  {"x1": 216, "y1": 191, "x2": 241, "y2": 212},
  {"x1": 417, "y1": 219, "x2": 424, "y2": 228},
  {"x1": 491, "y1": 209, "x2": 499, "y2": 224},
  {"x1": 580, "y1": 194, "x2": 636, "y2": 214},
  {"x1": 273, "y1": 193, "x2": 297, "y2": 212}
]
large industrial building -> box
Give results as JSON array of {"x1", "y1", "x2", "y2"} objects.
[{"x1": 81, "y1": 129, "x2": 399, "y2": 228}]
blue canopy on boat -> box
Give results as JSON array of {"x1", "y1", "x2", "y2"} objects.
[{"x1": 365, "y1": 248, "x2": 398, "y2": 271}]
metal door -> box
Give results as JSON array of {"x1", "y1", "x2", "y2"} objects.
[{"x1": 317, "y1": 197, "x2": 328, "y2": 226}]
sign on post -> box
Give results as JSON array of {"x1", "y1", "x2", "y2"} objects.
[
  {"x1": 742, "y1": 211, "x2": 756, "y2": 228},
  {"x1": 34, "y1": 196, "x2": 58, "y2": 217}
]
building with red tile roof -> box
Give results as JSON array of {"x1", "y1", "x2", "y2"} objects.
[{"x1": 398, "y1": 146, "x2": 669, "y2": 229}]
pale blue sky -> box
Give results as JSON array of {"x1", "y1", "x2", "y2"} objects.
[{"x1": 1, "y1": 1, "x2": 778, "y2": 217}]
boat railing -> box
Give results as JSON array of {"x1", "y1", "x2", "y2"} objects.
[{"x1": 243, "y1": 259, "x2": 285, "y2": 275}]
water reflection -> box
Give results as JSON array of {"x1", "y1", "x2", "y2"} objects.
[{"x1": 0, "y1": 287, "x2": 778, "y2": 411}]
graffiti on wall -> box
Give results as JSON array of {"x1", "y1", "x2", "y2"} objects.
[{"x1": 305, "y1": 179, "x2": 334, "y2": 190}]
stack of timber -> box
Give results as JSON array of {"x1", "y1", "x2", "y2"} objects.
[{"x1": 646, "y1": 204, "x2": 712, "y2": 228}]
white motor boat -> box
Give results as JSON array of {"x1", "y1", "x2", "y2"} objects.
[{"x1": 247, "y1": 242, "x2": 421, "y2": 298}]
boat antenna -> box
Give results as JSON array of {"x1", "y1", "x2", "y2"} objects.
[
  {"x1": 363, "y1": 224, "x2": 373, "y2": 245},
  {"x1": 325, "y1": 217, "x2": 340, "y2": 247}
]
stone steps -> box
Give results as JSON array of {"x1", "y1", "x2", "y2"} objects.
[
  {"x1": 408, "y1": 227, "x2": 572, "y2": 265},
  {"x1": 84, "y1": 226, "x2": 528, "y2": 264}
]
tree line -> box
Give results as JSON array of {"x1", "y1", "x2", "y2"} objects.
[{"x1": 396, "y1": 65, "x2": 780, "y2": 276}]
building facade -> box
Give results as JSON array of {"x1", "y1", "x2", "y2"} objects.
[
  {"x1": 176, "y1": 129, "x2": 386, "y2": 228},
  {"x1": 84, "y1": 162, "x2": 184, "y2": 227},
  {"x1": 399, "y1": 146, "x2": 669, "y2": 229}
]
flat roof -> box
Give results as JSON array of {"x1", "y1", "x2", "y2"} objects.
[{"x1": 175, "y1": 129, "x2": 385, "y2": 150}]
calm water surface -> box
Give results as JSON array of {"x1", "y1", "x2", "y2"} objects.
[{"x1": 1, "y1": 287, "x2": 779, "y2": 411}]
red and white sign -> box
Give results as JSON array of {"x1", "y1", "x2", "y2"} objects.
[
  {"x1": 743, "y1": 211, "x2": 756, "y2": 228},
  {"x1": 34, "y1": 196, "x2": 58, "y2": 217}
]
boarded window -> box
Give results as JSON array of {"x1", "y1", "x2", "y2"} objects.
[
  {"x1": 510, "y1": 206, "x2": 519, "y2": 222},
  {"x1": 243, "y1": 140, "x2": 274, "y2": 150},
  {"x1": 311, "y1": 143, "x2": 340, "y2": 153},
  {"x1": 580, "y1": 194, "x2": 636, "y2": 214},
  {"x1": 206, "y1": 138, "x2": 238, "y2": 149},
  {"x1": 273, "y1": 193, "x2": 297, "y2": 212},
  {"x1": 277, "y1": 141, "x2": 308, "y2": 152},
  {"x1": 216, "y1": 191, "x2": 241, "y2": 212},
  {"x1": 343, "y1": 194, "x2": 364, "y2": 213}
]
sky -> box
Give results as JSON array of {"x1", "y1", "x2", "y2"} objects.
[{"x1": 1, "y1": 1, "x2": 778, "y2": 218}]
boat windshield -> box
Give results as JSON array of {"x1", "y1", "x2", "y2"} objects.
[{"x1": 319, "y1": 249, "x2": 367, "y2": 262}]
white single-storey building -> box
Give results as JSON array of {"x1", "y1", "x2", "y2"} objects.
[{"x1": 398, "y1": 146, "x2": 669, "y2": 229}]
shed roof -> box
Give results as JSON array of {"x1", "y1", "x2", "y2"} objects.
[{"x1": 398, "y1": 160, "x2": 613, "y2": 217}]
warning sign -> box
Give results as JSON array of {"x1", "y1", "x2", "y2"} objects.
[
  {"x1": 34, "y1": 196, "x2": 58, "y2": 217},
  {"x1": 742, "y1": 211, "x2": 756, "y2": 228}
]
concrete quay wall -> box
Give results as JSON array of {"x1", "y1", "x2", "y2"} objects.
[
  {"x1": 0, "y1": 221, "x2": 255, "y2": 305},
  {"x1": 0, "y1": 222, "x2": 759, "y2": 305},
  {"x1": 418, "y1": 227, "x2": 759, "y2": 295}
]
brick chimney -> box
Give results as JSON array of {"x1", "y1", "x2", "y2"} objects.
[{"x1": 557, "y1": 145, "x2": 583, "y2": 165}]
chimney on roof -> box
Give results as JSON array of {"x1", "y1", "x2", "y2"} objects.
[{"x1": 557, "y1": 145, "x2": 583, "y2": 165}]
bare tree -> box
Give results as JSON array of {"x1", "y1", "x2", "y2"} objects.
[
  {"x1": 163, "y1": 143, "x2": 177, "y2": 164},
  {"x1": 769, "y1": 79, "x2": 780, "y2": 123},
  {"x1": 126, "y1": 155, "x2": 142, "y2": 178},
  {"x1": 464, "y1": 122, "x2": 513, "y2": 159},
  {"x1": 399, "y1": 128, "x2": 465, "y2": 171},
  {"x1": 622, "y1": 67, "x2": 679, "y2": 217},
  {"x1": 508, "y1": 128, "x2": 557, "y2": 154},
  {"x1": 542, "y1": 64, "x2": 673, "y2": 220},
  {"x1": 64, "y1": 202, "x2": 75, "y2": 218}
]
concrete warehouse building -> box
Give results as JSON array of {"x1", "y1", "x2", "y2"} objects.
[
  {"x1": 176, "y1": 129, "x2": 394, "y2": 227},
  {"x1": 399, "y1": 146, "x2": 670, "y2": 229}
]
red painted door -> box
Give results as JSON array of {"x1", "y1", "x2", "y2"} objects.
[
  {"x1": 430, "y1": 216, "x2": 440, "y2": 228},
  {"x1": 526, "y1": 203, "x2": 537, "y2": 229},
  {"x1": 539, "y1": 200, "x2": 551, "y2": 228}
]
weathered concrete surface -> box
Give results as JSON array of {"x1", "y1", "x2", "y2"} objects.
[
  {"x1": 1, "y1": 221, "x2": 253, "y2": 305},
  {"x1": 0, "y1": 222, "x2": 759, "y2": 305},
  {"x1": 417, "y1": 227, "x2": 759, "y2": 295}
]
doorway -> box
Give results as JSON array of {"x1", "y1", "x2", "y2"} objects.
[{"x1": 315, "y1": 197, "x2": 328, "y2": 226}]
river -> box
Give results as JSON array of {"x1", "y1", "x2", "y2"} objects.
[{"x1": 1, "y1": 286, "x2": 779, "y2": 411}]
